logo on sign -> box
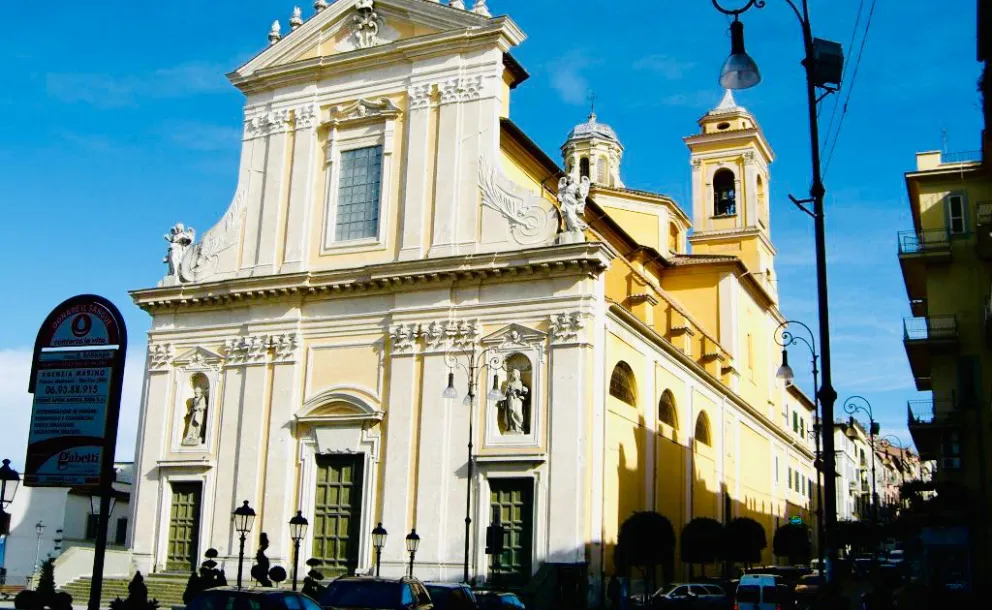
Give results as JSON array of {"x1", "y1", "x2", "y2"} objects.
[
  {"x1": 57, "y1": 450, "x2": 101, "y2": 471},
  {"x1": 71, "y1": 314, "x2": 92, "y2": 338}
]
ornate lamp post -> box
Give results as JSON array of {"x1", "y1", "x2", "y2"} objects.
[
  {"x1": 441, "y1": 345, "x2": 508, "y2": 583},
  {"x1": 289, "y1": 511, "x2": 309, "y2": 591},
  {"x1": 774, "y1": 320, "x2": 823, "y2": 578},
  {"x1": 0, "y1": 459, "x2": 20, "y2": 536},
  {"x1": 842, "y1": 397, "x2": 879, "y2": 524},
  {"x1": 405, "y1": 529, "x2": 420, "y2": 578},
  {"x1": 371, "y1": 523, "x2": 388, "y2": 578},
  {"x1": 232, "y1": 501, "x2": 256, "y2": 589},
  {"x1": 32, "y1": 521, "x2": 45, "y2": 587},
  {"x1": 709, "y1": 0, "x2": 845, "y2": 584}
]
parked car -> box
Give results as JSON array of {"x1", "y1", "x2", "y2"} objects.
[
  {"x1": 734, "y1": 574, "x2": 785, "y2": 610},
  {"x1": 426, "y1": 583, "x2": 478, "y2": 610},
  {"x1": 188, "y1": 587, "x2": 322, "y2": 610},
  {"x1": 319, "y1": 576, "x2": 434, "y2": 610},
  {"x1": 474, "y1": 591, "x2": 526, "y2": 610},
  {"x1": 645, "y1": 583, "x2": 730, "y2": 609}
]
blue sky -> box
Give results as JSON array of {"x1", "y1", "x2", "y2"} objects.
[{"x1": 0, "y1": 0, "x2": 983, "y2": 465}]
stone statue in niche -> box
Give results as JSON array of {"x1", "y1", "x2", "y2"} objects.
[
  {"x1": 556, "y1": 175, "x2": 591, "y2": 244},
  {"x1": 164, "y1": 223, "x2": 195, "y2": 279},
  {"x1": 182, "y1": 375, "x2": 209, "y2": 446},
  {"x1": 499, "y1": 368, "x2": 529, "y2": 435}
]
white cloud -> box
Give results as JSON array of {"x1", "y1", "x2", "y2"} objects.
[
  {"x1": 161, "y1": 121, "x2": 243, "y2": 152},
  {"x1": 46, "y1": 61, "x2": 231, "y2": 109},
  {"x1": 546, "y1": 50, "x2": 600, "y2": 106},
  {"x1": 633, "y1": 54, "x2": 696, "y2": 80},
  {"x1": 0, "y1": 346, "x2": 146, "y2": 471}
]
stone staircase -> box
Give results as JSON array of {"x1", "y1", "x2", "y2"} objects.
[{"x1": 60, "y1": 573, "x2": 191, "y2": 608}]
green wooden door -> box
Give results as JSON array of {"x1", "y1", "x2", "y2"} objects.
[
  {"x1": 312, "y1": 455, "x2": 364, "y2": 576},
  {"x1": 167, "y1": 482, "x2": 201, "y2": 572},
  {"x1": 489, "y1": 478, "x2": 534, "y2": 585}
]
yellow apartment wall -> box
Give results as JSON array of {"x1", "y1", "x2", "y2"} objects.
[{"x1": 599, "y1": 206, "x2": 661, "y2": 251}]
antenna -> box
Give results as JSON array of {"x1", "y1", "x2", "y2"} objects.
[{"x1": 941, "y1": 128, "x2": 949, "y2": 154}]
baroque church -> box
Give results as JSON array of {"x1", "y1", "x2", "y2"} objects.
[{"x1": 129, "y1": 0, "x2": 816, "y2": 603}]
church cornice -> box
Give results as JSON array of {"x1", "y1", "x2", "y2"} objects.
[
  {"x1": 230, "y1": 17, "x2": 525, "y2": 95},
  {"x1": 130, "y1": 242, "x2": 614, "y2": 313}
]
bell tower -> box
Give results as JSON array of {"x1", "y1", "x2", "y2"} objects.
[{"x1": 684, "y1": 90, "x2": 776, "y2": 294}]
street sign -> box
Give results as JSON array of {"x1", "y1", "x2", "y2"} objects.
[
  {"x1": 789, "y1": 516, "x2": 804, "y2": 526},
  {"x1": 25, "y1": 296, "x2": 127, "y2": 488}
]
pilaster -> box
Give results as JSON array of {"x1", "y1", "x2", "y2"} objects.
[
  {"x1": 282, "y1": 106, "x2": 319, "y2": 273},
  {"x1": 428, "y1": 79, "x2": 464, "y2": 257},
  {"x1": 255, "y1": 112, "x2": 292, "y2": 275},
  {"x1": 399, "y1": 85, "x2": 434, "y2": 260}
]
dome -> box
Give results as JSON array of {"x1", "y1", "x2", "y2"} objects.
[{"x1": 566, "y1": 112, "x2": 619, "y2": 143}]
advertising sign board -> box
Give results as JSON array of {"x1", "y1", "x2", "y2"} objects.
[{"x1": 25, "y1": 296, "x2": 127, "y2": 488}]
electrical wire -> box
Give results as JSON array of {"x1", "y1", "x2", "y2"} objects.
[
  {"x1": 823, "y1": 0, "x2": 878, "y2": 178},
  {"x1": 821, "y1": 0, "x2": 865, "y2": 130}
]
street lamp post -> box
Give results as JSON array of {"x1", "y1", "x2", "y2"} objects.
[
  {"x1": 405, "y1": 529, "x2": 420, "y2": 578},
  {"x1": 0, "y1": 459, "x2": 20, "y2": 537},
  {"x1": 709, "y1": 0, "x2": 845, "y2": 585},
  {"x1": 33, "y1": 521, "x2": 45, "y2": 587},
  {"x1": 289, "y1": 511, "x2": 309, "y2": 591},
  {"x1": 371, "y1": 523, "x2": 388, "y2": 578},
  {"x1": 774, "y1": 320, "x2": 823, "y2": 578},
  {"x1": 842, "y1": 396, "x2": 879, "y2": 524},
  {"x1": 442, "y1": 345, "x2": 508, "y2": 583},
  {"x1": 232, "y1": 501, "x2": 256, "y2": 589}
]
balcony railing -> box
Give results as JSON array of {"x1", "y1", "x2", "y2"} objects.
[
  {"x1": 907, "y1": 399, "x2": 956, "y2": 425},
  {"x1": 978, "y1": 202, "x2": 992, "y2": 226},
  {"x1": 904, "y1": 315, "x2": 957, "y2": 341},
  {"x1": 941, "y1": 150, "x2": 983, "y2": 164},
  {"x1": 898, "y1": 229, "x2": 951, "y2": 255}
]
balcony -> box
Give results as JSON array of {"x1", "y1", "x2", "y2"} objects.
[
  {"x1": 908, "y1": 398, "x2": 959, "y2": 461},
  {"x1": 977, "y1": 202, "x2": 992, "y2": 259},
  {"x1": 904, "y1": 316, "x2": 958, "y2": 390},
  {"x1": 898, "y1": 229, "x2": 951, "y2": 303}
]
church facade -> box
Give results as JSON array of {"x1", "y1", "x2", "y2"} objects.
[{"x1": 129, "y1": 0, "x2": 816, "y2": 600}]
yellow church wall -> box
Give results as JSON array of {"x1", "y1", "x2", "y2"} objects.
[
  {"x1": 599, "y1": 206, "x2": 661, "y2": 251},
  {"x1": 660, "y1": 272, "x2": 719, "y2": 342},
  {"x1": 305, "y1": 340, "x2": 383, "y2": 398}
]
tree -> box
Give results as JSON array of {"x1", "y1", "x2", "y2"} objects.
[
  {"x1": 615, "y1": 512, "x2": 676, "y2": 596},
  {"x1": 773, "y1": 524, "x2": 812, "y2": 565},
  {"x1": 680, "y1": 518, "x2": 724, "y2": 577},
  {"x1": 724, "y1": 518, "x2": 767, "y2": 568}
]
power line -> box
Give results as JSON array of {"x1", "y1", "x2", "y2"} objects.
[
  {"x1": 823, "y1": 0, "x2": 878, "y2": 178},
  {"x1": 821, "y1": 0, "x2": 865, "y2": 144}
]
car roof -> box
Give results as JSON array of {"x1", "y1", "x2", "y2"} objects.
[
  {"x1": 200, "y1": 587, "x2": 292, "y2": 595},
  {"x1": 425, "y1": 583, "x2": 469, "y2": 590},
  {"x1": 330, "y1": 576, "x2": 416, "y2": 583}
]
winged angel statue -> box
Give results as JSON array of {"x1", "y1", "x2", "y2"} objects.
[
  {"x1": 557, "y1": 175, "x2": 591, "y2": 236},
  {"x1": 161, "y1": 189, "x2": 246, "y2": 286}
]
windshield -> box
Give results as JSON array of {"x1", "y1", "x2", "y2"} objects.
[
  {"x1": 321, "y1": 581, "x2": 401, "y2": 608},
  {"x1": 654, "y1": 584, "x2": 678, "y2": 596},
  {"x1": 736, "y1": 586, "x2": 760, "y2": 603},
  {"x1": 427, "y1": 587, "x2": 452, "y2": 608}
]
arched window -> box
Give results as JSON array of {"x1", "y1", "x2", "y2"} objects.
[
  {"x1": 757, "y1": 174, "x2": 767, "y2": 225},
  {"x1": 579, "y1": 157, "x2": 590, "y2": 179},
  {"x1": 713, "y1": 169, "x2": 736, "y2": 216},
  {"x1": 609, "y1": 361, "x2": 637, "y2": 406},
  {"x1": 694, "y1": 412, "x2": 712, "y2": 446},
  {"x1": 659, "y1": 390, "x2": 678, "y2": 429}
]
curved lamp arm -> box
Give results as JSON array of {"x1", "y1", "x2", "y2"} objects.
[{"x1": 842, "y1": 395, "x2": 874, "y2": 423}]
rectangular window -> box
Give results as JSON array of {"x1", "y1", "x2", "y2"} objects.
[
  {"x1": 800, "y1": 418, "x2": 805, "y2": 438},
  {"x1": 947, "y1": 194, "x2": 966, "y2": 235},
  {"x1": 115, "y1": 517, "x2": 128, "y2": 546},
  {"x1": 788, "y1": 467, "x2": 793, "y2": 490},
  {"x1": 808, "y1": 477, "x2": 814, "y2": 497},
  {"x1": 775, "y1": 457, "x2": 779, "y2": 482},
  {"x1": 334, "y1": 146, "x2": 383, "y2": 242},
  {"x1": 793, "y1": 411, "x2": 799, "y2": 433}
]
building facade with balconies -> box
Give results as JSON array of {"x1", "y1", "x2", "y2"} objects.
[{"x1": 900, "y1": 139, "x2": 992, "y2": 582}]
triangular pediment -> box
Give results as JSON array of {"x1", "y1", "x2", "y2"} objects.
[
  {"x1": 482, "y1": 323, "x2": 547, "y2": 349},
  {"x1": 235, "y1": 0, "x2": 491, "y2": 78},
  {"x1": 173, "y1": 346, "x2": 224, "y2": 368}
]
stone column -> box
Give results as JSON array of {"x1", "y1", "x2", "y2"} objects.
[
  {"x1": 130, "y1": 346, "x2": 174, "y2": 574},
  {"x1": 378, "y1": 325, "x2": 421, "y2": 573},
  {"x1": 211, "y1": 336, "x2": 270, "y2": 572},
  {"x1": 255, "y1": 112, "x2": 293, "y2": 275},
  {"x1": 399, "y1": 85, "x2": 434, "y2": 260},
  {"x1": 282, "y1": 106, "x2": 319, "y2": 273},
  {"x1": 546, "y1": 315, "x2": 592, "y2": 563},
  {"x1": 259, "y1": 333, "x2": 302, "y2": 564}
]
